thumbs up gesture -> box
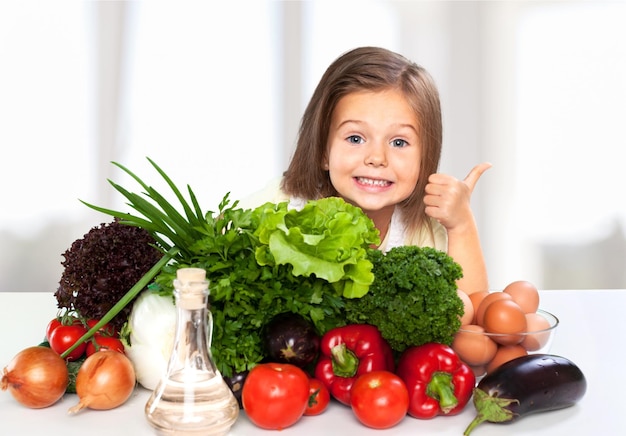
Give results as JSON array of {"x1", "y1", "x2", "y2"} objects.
[{"x1": 423, "y1": 162, "x2": 491, "y2": 231}]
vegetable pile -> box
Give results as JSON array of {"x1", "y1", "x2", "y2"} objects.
[
  {"x1": 76, "y1": 159, "x2": 465, "y2": 381},
  {"x1": 1, "y1": 158, "x2": 589, "y2": 433}
]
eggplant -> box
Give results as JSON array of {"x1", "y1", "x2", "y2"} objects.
[
  {"x1": 464, "y1": 354, "x2": 587, "y2": 435},
  {"x1": 263, "y1": 312, "x2": 320, "y2": 368},
  {"x1": 224, "y1": 370, "x2": 248, "y2": 409}
]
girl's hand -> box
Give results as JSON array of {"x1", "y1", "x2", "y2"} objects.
[{"x1": 423, "y1": 162, "x2": 492, "y2": 231}]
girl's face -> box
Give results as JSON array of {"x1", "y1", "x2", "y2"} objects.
[{"x1": 324, "y1": 89, "x2": 421, "y2": 224}]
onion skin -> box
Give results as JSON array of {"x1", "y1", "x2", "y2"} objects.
[
  {"x1": 1, "y1": 346, "x2": 69, "y2": 409},
  {"x1": 68, "y1": 350, "x2": 136, "y2": 414}
]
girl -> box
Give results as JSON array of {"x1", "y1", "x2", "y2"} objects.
[{"x1": 244, "y1": 46, "x2": 490, "y2": 294}]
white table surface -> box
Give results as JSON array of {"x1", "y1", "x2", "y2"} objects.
[{"x1": 1, "y1": 290, "x2": 624, "y2": 435}]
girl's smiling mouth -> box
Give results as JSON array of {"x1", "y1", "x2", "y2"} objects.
[{"x1": 355, "y1": 177, "x2": 392, "y2": 187}]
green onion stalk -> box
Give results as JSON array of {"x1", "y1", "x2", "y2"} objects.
[{"x1": 61, "y1": 158, "x2": 207, "y2": 359}]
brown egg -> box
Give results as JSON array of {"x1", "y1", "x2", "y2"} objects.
[
  {"x1": 503, "y1": 280, "x2": 540, "y2": 314},
  {"x1": 468, "y1": 290, "x2": 489, "y2": 324},
  {"x1": 457, "y1": 289, "x2": 475, "y2": 326},
  {"x1": 482, "y1": 299, "x2": 527, "y2": 345},
  {"x1": 475, "y1": 291, "x2": 512, "y2": 327},
  {"x1": 521, "y1": 312, "x2": 552, "y2": 351},
  {"x1": 451, "y1": 324, "x2": 498, "y2": 367},
  {"x1": 486, "y1": 344, "x2": 528, "y2": 374}
]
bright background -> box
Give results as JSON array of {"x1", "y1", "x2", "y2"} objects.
[{"x1": 1, "y1": 0, "x2": 624, "y2": 293}]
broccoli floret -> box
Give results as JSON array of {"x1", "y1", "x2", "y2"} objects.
[
  {"x1": 344, "y1": 246, "x2": 464, "y2": 353},
  {"x1": 54, "y1": 218, "x2": 163, "y2": 330}
]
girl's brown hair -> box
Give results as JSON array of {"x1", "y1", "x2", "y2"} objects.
[{"x1": 282, "y1": 46, "x2": 442, "y2": 235}]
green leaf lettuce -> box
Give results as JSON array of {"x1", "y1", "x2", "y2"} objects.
[{"x1": 253, "y1": 197, "x2": 379, "y2": 298}]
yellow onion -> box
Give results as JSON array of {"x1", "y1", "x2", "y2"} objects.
[
  {"x1": 1, "y1": 346, "x2": 69, "y2": 408},
  {"x1": 68, "y1": 350, "x2": 136, "y2": 414}
]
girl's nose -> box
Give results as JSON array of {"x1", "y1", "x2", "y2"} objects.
[{"x1": 365, "y1": 142, "x2": 388, "y2": 167}]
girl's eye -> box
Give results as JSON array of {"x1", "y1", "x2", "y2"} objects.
[
  {"x1": 391, "y1": 138, "x2": 408, "y2": 148},
  {"x1": 347, "y1": 135, "x2": 364, "y2": 144}
]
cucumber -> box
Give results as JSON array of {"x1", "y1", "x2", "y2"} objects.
[{"x1": 464, "y1": 354, "x2": 587, "y2": 435}]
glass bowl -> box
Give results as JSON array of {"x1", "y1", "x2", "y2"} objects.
[{"x1": 451, "y1": 309, "x2": 559, "y2": 379}]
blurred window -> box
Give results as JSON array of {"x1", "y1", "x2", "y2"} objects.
[
  {"x1": 0, "y1": 1, "x2": 93, "y2": 235},
  {"x1": 516, "y1": 1, "x2": 626, "y2": 241}
]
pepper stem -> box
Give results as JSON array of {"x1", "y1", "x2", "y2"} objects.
[
  {"x1": 330, "y1": 343, "x2": 359, "y2": 378},
  {"x1": 426, "y1": 371, "x2": 459, "y2": 414}
]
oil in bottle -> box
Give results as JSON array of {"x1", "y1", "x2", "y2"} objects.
[{"x1": 145, "y1": 268, "x2": 239, "y2": 435}]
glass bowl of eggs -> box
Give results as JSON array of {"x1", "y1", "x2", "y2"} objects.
[{"x1": 451, "y1": 281, "x2": 559, "y2": 379}]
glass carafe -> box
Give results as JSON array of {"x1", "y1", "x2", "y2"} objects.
[{"x1": 145, "y1": 267, "x2": 239, "y2": 435}]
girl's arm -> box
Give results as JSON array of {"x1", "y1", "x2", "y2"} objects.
[{"x1": 423, "y1": 163, "x2": 492, "y2": 294}]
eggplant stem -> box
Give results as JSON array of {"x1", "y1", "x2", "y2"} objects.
[{"x1": 463, "y1": 388, "x2": 519, "y2": 435}]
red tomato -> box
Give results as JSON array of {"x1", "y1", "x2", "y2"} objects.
[
  {"x1": 85, "y1": 334, "x2": 125, "y2": 356},
  {"x1": 49, "y1": 324, "x2": 88, "y2": 361},
  {"x1": 85, "y1": 319, "x2": 117, "y2": 336},
  {"x1": 45, "y1": 316, "x2": 81, "y2": 342},
  {"x1": 350, "y1": 370, "x2": 409, "y2": 429},
  {"x1": 242, "y1": 363, "x2": 310, "y2": 430},
  {"x1": 45, "y1": 318, "x2": 62, "y2": 342},
  {"x1": 304, "y1": 378, "x2": 330, "y2": 416}
]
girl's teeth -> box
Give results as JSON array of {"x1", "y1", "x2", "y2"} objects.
[{"x1": 357, "y1": 177, "x2": 390, "y2": 187}]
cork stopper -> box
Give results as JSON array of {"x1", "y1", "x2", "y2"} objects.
[
  {"x1": 175, "y1": 268, "x2": 208, "y2": 310},
  {"x1": 176, "y1": 267, "x2": 206, "y2": 283}
]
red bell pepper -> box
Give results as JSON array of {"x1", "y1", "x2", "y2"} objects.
[
  {"x1": 314, "y1": 324, "x2": 395, "y2": 405},
  {"x1": 396, "y1": 342, "x2": 475, "y2": 419}
]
